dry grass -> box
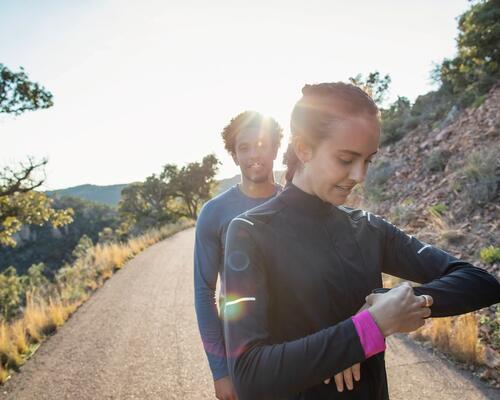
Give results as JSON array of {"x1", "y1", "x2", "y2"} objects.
[
  {"x1": 0, "y1": 220, "x2": 193, "y2": 384},
  {"x1": 383, "y1": 272, "x2": 484, "y2": 365},
  {"x1": 411, "y1": 313, "x2": 483, "y2": 364},
  {"x1": 10, "y1": 320, "x2": 28, "y2": 355}
]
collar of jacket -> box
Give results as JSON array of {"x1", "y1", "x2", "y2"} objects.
[{"x1": 278, "y1": 182, "x2": 334, "y2": 217}]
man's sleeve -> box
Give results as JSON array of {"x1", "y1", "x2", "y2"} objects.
[
  {"x1": 372, "y1": 215, "x2": 500, "y2": 317},
  {"x1": 193, "y1": 204, "x2": 228, "y2": 381},
  {"x1": 223, "y1": 218, "x2": 368, "y2": 400}
]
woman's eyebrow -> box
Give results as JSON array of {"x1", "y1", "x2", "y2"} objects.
[{"x1": 338, "y1": 149, "x2": 378, "y2": 156}]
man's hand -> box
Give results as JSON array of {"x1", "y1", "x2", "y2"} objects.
[
  {"x1": 324, "y1": 363, "x2": 360, "y2": 392},
  {"x1": 214, "y1": 376, "x2": 238, "y2": 400},
  {"x1": 323, "y1": 301, "x2": 368, "y2": 390}
]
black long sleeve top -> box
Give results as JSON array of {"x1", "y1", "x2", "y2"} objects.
[{"x1": 222, "y1": 183, "x2": 500, "y2": 400}]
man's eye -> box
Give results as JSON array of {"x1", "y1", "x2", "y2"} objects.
[
  {"x1": 365, "y1": 159, "x2": 373, "y2": 164},
  {"x1": 339, "y1": 158, "x2": 353, "y2": 165}
]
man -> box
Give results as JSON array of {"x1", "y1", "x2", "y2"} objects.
[{"x1": 194, "y1": 111, "x2": 283, "y2": 400}]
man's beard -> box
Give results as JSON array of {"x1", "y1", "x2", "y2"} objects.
[{"x1": 242, "y1": 170, "x2": 271, "y2": 184}]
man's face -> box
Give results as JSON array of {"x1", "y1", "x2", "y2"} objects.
[{"x1": 232, "y1": 127, "x2": 278, "y2": 184}]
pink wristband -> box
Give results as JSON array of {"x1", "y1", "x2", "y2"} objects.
[{"x1": 351, "y1": 310, "x2": 386, "y2": 359}]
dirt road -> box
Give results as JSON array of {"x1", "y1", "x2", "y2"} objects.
[{"x1": 1, "y1": 228, "x2": 498, "y2": 399}]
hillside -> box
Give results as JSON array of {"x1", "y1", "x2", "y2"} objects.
[
  {"x1": 348, "y1": 84, "x2": 500, "y2": 384},
  {"x1": 350, "y1": 84, "x2": 498, "y2": 274}
]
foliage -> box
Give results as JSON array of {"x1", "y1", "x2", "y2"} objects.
[
  {"x1": 479, "y1": 246, "x2": 500, "y2": 264},
  {"x1": 0, "y1": 189, "x2": 73, "y2": 247},
  {"x1": 363, "y1": 160, "x2": 396, "y2": 202},
  {"x1": 160, "y1": 154, "x2": 220, "y2": 219},
  {"x1": 380, "y1": 96, "x2": 413, "y2": 144},
  {"x1": 390, "y1": 198, "x2": 417, "y2": 226},
  {"x1": 424, "y1": 149, "x2": 451, "y2": 173},
  {"x1": 118, "y1": 177, "x2": 174, "y2": 233},
  {"x1": 0, "y1": 267, "x2": 23, "y2": 320},
  {"x1": 71, "y1": 235, "x2": 93, "y2": 260},
  {"x1": 428, "y1": 203, "x2": 448, "y2": 217},
  {"x1": 451, "y1": 146, "x2": 499, "y2": 211},
  {"x1": 0, "y1": 65, "x2": 73, "y2": 249},
  {"x1": 0, "y1": 63, "x2": 53, "y2": 115},
  {"x1": 0, "y1": 196, "x2": 119, "y2": 275},
  {"x1": 434, "y1": 0, "x2": 500, "y2": 107},
  {"x1": 349, "y1": 71, "x2": 391, "y2": 106}
]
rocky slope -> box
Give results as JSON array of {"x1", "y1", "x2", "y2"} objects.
[{"x1": 349, "y1": 84, "x2": 500, "y2": 386}]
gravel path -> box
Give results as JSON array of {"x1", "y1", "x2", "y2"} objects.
[{"x1": 1, "y1": 227, "x2": 498, "y2": 399}]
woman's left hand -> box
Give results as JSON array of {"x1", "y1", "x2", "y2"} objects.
[{"x1": 324, "y1": 363, "x2": 361, "y2": 391}]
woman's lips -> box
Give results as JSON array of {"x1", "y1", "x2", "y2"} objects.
[{"x1": 335, "y1": 185, "x2": 353, "y2": 194}]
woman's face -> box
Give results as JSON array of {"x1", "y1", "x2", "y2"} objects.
[{"x1": 295, "y1": 115, "x2": 380, "y2": 205}]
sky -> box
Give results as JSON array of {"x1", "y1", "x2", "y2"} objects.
[{"x1": 0, "y1": 0, "x2": 471, "y2": 190}]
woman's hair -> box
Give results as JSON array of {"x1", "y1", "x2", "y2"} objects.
[
  {"x1": 221, "y1": 110, "x2": 283, "y2": 155},
  {"x1": 283, "y1": 82, "x2": 379, "y2": 182}
]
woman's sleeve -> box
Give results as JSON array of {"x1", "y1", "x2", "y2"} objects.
[
  {"x1": 374, "y1": 215, "x2": 500, "y2": 317},
  {"x1": 223, "y1": 217, "x2": 367, "y2": 400}
]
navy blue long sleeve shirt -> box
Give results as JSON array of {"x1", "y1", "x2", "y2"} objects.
[
  {"x1": 223, "y1": 183, "x2": 500, "y2": 399},
  {"x1": 194, "y1": 183, "x2": 281, "y2": 380}
]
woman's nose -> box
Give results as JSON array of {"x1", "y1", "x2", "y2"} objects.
[{"x1": 349, "y1": 162, "x2": 366, "y2": 183}]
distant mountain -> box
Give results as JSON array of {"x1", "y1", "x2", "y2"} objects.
[
  {"x1": 45, "y1": 184, "x2": 129, "y2": 207},
  {"x1": 45, "y1": 171, "x2": 286, "y2": 206}
]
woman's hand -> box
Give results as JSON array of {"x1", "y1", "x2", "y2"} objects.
[
  {"x1": 366, "y1": 282, "x2": 433, "y2": 337},
  {"x1": 214, "y1": 376, "x2": 238, "y2": 400}
]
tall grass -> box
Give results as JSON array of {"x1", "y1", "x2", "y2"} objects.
[{"x1": 0, "y1": 219, "x2": 193, "y2": 384}]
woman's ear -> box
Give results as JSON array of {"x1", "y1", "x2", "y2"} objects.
[{"x1": 292, "y1": 136, "x2": 313, "y2": 164}]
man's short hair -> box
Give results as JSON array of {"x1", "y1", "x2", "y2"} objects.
[{"x1": 221, "y1": 111, "x2": 283, "y2": 155}]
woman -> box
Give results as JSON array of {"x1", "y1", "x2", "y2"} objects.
[{"x1": 222, "y1": 82, "x2": 500, "y2": 400}]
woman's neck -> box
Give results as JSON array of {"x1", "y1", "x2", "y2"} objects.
[{"x1": 291, "y1": 170, "x2": 314, "y2": 196}]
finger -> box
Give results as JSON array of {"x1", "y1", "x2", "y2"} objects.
[
  {"x1": 365, "y1": 293, "x2": 381, "y2": 305},
  {"x1": 421, "y1": 294, "x2": 433, "y2": 307},
  {"x1": 334, "y1": 372, "x2": 344, "y2": 392},
  {"x1": 343, "y1": 368, "x2": 354, "y2": 390},
  {"x1": 417, "y1": 307, "x2": 432, "y2": 318},
  {"x1": 324, "y1": 378, "x2": 331, "y2": 384},
  {"x1": 352, "y1": 363, "x2": 361, "y2": 381}
]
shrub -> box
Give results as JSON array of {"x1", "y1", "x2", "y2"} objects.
[
  {"x1": 451, "y1": 146, "x2": 499, "y2": 211},
  {"x1": 479, "y1": 246, "x2": 500, "y2": 264},
  {"x1": 363, "y1": 160, "x2": 396, "y2": 202},
  {"x1": 390, "y1": 198, "x2": 417, "y2": 226},
  {"x1": 425, "y1": 149, "x2": 450, "y2": 173},
  {"x1": 428, "y1": 203, "x2": 448, "y2": 217}
]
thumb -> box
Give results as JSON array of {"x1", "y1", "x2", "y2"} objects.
[{"x1": 365, "y1": 293, "x2": 381, "y2": 305}]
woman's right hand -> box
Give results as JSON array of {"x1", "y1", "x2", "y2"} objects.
[{"x1": 365, "y1": 282, "x2": 433, "y2": 337}]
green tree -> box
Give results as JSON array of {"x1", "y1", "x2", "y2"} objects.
[
  {"x1": 0, "y1": 159, "x2": 73, "y2": 247},
  {"x1": 118, "y1": 177, "x2": 173, "y2": 233},
  {"x1": 161, "y1": 154, "x2": 219, "y2": 219},
  {"x1": 0, "y1": 64, "x2": 73, "y2": 247},
  {"x1": 380, "y1": 96, "x2": 412, "y2": 144},
  {"x1": 435, "y1": 0, "x2": 500, "y2": 106},
  {"x1": 349, "y1": 71, "x2": 392, "y2": 106},
  {"x1": 0, "y1": 63, "x2": 53, "y2": 115}
]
